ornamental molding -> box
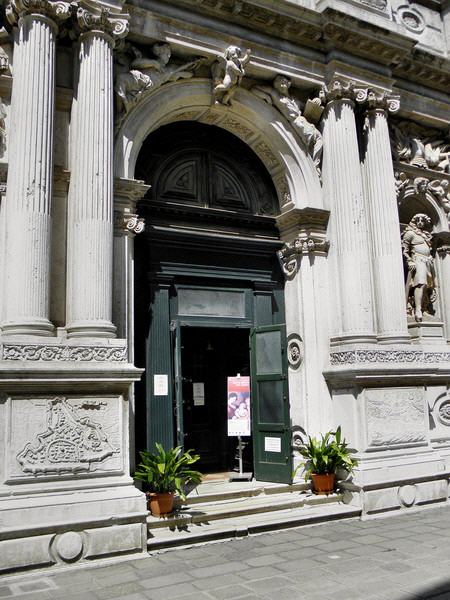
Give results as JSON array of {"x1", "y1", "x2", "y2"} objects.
[
  {"x1": 277, "y1": 234, "x2": 329, "y2": 277},
  {"x1": 6, "y1": 0, "x2": 71, "y2": 25},
  {"x1": 2, "y1": 344, "x2": 127, "y2": 361},
  {"x1": 114, "y1": 212, "x2": 145, "y2": 234},
  {"x1": 330, "y1": 350, "x2": 450, "y2": 365}
]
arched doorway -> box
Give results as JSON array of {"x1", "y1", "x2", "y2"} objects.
[{"x1": 134, "y1": 122, "x2": 292, "y2": 482}]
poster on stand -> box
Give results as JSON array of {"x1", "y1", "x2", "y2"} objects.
[{"x1": 227, "y1": 376, "x2": 251, "y2": 437}]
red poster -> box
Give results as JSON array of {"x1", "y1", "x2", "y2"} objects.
[{"x1": 227, "y1": 376, "x2": 251, "y2": 437}]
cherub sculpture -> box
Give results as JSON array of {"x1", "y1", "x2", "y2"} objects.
[
  {"x1": 211, "y1": 46, "x2": 251, "y2": 105},
  {"x1": 252, "y1": 75, "x2": 323, "y2": 172},
  {"x1": 402, "y1": 213, "x2": 436, "y2": 322},
  {"x1": 115, "y1": 43, "x2": 204, "y2": 113}
]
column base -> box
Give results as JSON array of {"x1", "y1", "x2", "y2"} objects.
[
  {"x1": 330, "y1": 333, "x2": 378, "y2": 346},
  {"x1": 66, "y1": 320, "x2": 117, "y2": 339},
  {"x1": 376, "y1": 332, "x2": 411, "y2": 344},
  {"x1": 1, "y1": 318, "x2": 55, "y2": 337}
]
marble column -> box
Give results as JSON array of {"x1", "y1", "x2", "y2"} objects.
[
  {"x1": 321, "y1": 80, "x2": 375, "y2": 344},
  {"x1": 1, "y1": 0, "x2": 70, "y2": 336},
  {"x1": 66, "y1": 6, "x2": 128, "y2": 338},
  {"x1": 358, "y1": 89, "x2": 410, "y2": 343}
]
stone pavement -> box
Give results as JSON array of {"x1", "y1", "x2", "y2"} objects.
[{"x1": 3, "y1": 504, "x2": 450, "y2": 600}]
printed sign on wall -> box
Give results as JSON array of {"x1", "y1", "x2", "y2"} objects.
[{"x1": 227, "y1": 376, "x2": 251, "y2": 437}]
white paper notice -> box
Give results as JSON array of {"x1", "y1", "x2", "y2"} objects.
[
  {"x1": 154, "y1": 374, "x2": 168, "y2": 396},
  {"x1": 193, "y1": 382, "x2": 205, "y2": 406},
  {"x1": 264, "y1": 436, "x2": 281, "y2": 453}
]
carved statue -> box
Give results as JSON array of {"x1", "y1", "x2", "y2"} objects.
[
  {"x1": 115, "y1": 43, "x2": 204, "y2": 113},
  {"x1": 391, "y1": 121, "x2": 450, "y2": 173},
  {"x1": 402, "y1": 213, "x2": 436, "y2": 322},
  {"x1": 252, "y1": 75, "x2": 323, "y2": 171},
  {"x1": 211, "y1": 46, "x2": 251, "y2": 105},
  {"x1": 0, "y1": 45, "x2": 10, "y2": 74}
]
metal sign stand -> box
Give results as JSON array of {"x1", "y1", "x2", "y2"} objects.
[{"x1": 229, "y1": 373, "x2": 253, "y2": 482}]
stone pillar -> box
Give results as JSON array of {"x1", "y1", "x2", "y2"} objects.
[
  {"x1": 357, "y1": 89, "x2": 410, "y2": 343},
  {"x1": 277, "y1": 208, "x2": 332, "y2": 438},
  {"x1": 321, "y1": 80, "x2": 375, "y2": 344},
  {"x1": 1, "y1": 0, "x2": 70, "y2": 336},
  {"x1": 66, "y1": 6, "x2": 128, "y2": 338}
]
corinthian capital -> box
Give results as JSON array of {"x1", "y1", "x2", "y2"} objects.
[
  {"x1": 354, "y1": 88, "x2": 400, "y2": 113},
  {"x1": 75, "y1": 1, "x2": 129, "y2": 41},
  {"x1": 6, "y1": 0, "x2": 71, "y2": 25}
]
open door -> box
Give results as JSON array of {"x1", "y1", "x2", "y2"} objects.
[
  {"x1": 172, "y1": 321, "x2": 184, "y2": 447},
  {"x1": 250, "y1": 324, "x2": 292, "y2": 483}
]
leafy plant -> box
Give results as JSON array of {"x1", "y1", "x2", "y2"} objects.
[
  {"x1": 133, "y1": 443, "x2": 202, "y2": 500},
  {"x1": 294, "y1": 426, "x2": 358, "y2": 481}
]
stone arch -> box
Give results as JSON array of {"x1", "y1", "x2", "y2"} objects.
[
  {"x1": 114, "y1": 78, "x2": 323, "y2": 213},
  {"x1": 398, "y1": 185, "x2": 448, "y2": 232}
]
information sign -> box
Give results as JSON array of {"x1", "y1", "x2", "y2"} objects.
[{"x1": 227, "y1": 376, "x2": 251, "y2": 437}]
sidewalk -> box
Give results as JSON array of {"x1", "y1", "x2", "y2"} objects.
[{"x1": 2, "y1": 503, "x2": 450, "y2": 600}]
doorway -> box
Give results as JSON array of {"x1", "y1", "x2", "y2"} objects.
[{"x1": 179, "y1": 327, "x2": 252, "y2": 473}]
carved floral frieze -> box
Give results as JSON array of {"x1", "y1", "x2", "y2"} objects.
[
  {"x1": 2, "y1": 344, "x2": 127, "y2": 361},
  {"x1": 330, "y1": 349, "x2": 450, "y2": 365}
]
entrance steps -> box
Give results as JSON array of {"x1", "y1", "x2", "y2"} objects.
[{"x1": 146, "y1": 479, "x2": 361, "y2": 551}]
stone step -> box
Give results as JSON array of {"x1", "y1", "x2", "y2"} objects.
[
  {"x1": 147, "y1": 501, "x2": 361, "y2": 551},
  {"x1": 148, "y1": 489, "x2": 341, "y2": 530}
]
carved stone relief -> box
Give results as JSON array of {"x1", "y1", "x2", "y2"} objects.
[
  {"x1": 287, "y1": 335, "x2": 303, "y2": 369},
  {"x1": 10, "y1": 396, "x2": 122, "y2": 478},
  {"x1": 395, "y1": 171, "x2": 450, "y2": 223},
  {"x1": 330, "y1": 349, "x2": 450, "y2": 365},
  {"x1": 396, "y1": 6, "x2": 425, "y2": 33},
  {"x1": 0, "y1": 98, "x2": 6, "y2": 157},
  {"x1": 114, "y1": 42, "x2": 204, "y2": 115},
  {"x1": 252, "y1": 75, "x2": 323, "y2": 173},
  {"x1": 277, "y1": 234, "x2": 330, "y2": 278},
  {"x1": 211, "y1": 46, "x2": 251, "y2": 106},
  {"x1": 365, "y1": 388, "x2": 426, "y2": 448},
  {"x1": 391, "y1": 121, "x2": 450, "y2": 173}
]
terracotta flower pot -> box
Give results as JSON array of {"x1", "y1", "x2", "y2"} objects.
[
  {"x1": 311, "y1": 473, "x2": 335, "y2": 495},
  {"x1": 147, "y1": 492, "x2": 174, "y2": 517}
]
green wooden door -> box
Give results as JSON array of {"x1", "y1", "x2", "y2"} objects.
[{"x1": 250, "y1": 324, "x2": 292, "y2": 483}]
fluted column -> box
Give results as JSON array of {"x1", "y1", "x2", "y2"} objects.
[
  {"x1": 66, "y1": 5, "x2": 128, "y2": 338},
  {"x1": 1, "y1": 0, "x2": 70, "y2": 336},
  {"x1": 321, "y1": 80, "x2": 375, "y2": 343},
  {"x1": 437, "y1": 245, "x2": 450, "y2": 343},
  {"x1": 357, "y1": 89, "x2": 409, "y2": 343}
]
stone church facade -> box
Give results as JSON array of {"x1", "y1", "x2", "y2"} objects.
[{"x1": 0, "y1": 0, "x2": 449, "y2": 573}]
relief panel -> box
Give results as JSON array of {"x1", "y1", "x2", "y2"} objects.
[
  {"x1": 364, "y1": 387, "x2": 427, "y2": 449},
  {"x1": 6, "y1": 396, "x2": 123, "y2": 481}
]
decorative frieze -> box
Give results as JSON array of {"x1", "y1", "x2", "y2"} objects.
[
  {"x1": 330, "y1": 349, "x2": 450, "y2": 365},
  {"x1": 2, "y1": 343, "x2": 127, "y2": 361},
  {"x1": 277, "y1": 234, "x2": 329, "y2": 277}
]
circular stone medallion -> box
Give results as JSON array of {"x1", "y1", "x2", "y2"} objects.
[
  {"x1": 398, "y1": 484, "x2": 417, "y2": 507},
  {"x1": 55, "y1": 531, "x2": 83, "y2": 562}
]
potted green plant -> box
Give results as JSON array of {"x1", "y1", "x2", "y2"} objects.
[
  {"x1": 134, "y1": 443, "x2": 202, "y2": 516},
  {"x1": 294, "y1": 426, "x2": 358, "y2": 495}
]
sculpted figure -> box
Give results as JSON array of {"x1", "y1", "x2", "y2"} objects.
[
  {"x1": 402, "y1": 213, "x2": 436, "y2": 322},
  {"x1": 211, "y1": 46, "x2": 251, "y2": 105},
  {"x1": 391, "y1": 122, "x2": 450, "y2": 173},
  {"x1": 252, "y1": 75, "x2": 323, "y2": 171},
  {"x1": 115, "y1": 43, "x2": 203, "y2": 113}
]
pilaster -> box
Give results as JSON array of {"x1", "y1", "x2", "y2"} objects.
[
  {"x1": 321, "y1": 79, "x2": 376, "y2": 345},
  {"x1": 357, "y1": 89, "x2": 410, "y2": 343},
  {"x1": 66, "y1": 3, "x2": 129, "y2": 338},
  {"x1": 1, "y1": 0, "x2": 70, "y2": 336},
  {"x1": 277, "y1": 207, "x2": 332, "y2": 437},
  {"x1": 437, "y1": 240, "x2": 450, "y2": 344}
]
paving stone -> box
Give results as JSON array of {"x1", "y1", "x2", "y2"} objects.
[
  {"x1": 244, "y1": 554, "x2": 281, "y2": 567},
  {"x1": 189, "y1": 561, "x2": 245, "y2": 579},
  {"x1": 192, "y1": 574, "x2": 243, "y2": 590},
  {"x1": 145, "y1": 582, "x2": 198, "y2": 598},
  {"x1": 95, "y1": 582, "x2": 143, "y2": 599},
  {"x1": 243, "y1": 575, "x2": 299, "y2": 594},
  {"x1": 138, "y1": 571, "x2": 193, "y2": 589},
  {"x1": 206, "y1": 584, "x2": 254, "y2": 599},
  {"x1": 237, "y1": 566, "x2": 282, "y2": 580}
]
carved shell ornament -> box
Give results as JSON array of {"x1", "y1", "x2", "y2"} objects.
[{"x1": 397, "y1": 6, "x2": 425, "y2": 33}]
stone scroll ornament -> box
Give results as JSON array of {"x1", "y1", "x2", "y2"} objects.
[
  {"x1": 114, "y1": 42, "x2": 206, "y2": 114},
  {"x1": 402, "y1": 213, "x2": 436, "y2": 322},
  {"x1": 251, "y1": 75, "x2": 323, "y2": 173},
  {"x1": 391, "y1": 120, "x2": 450, "y2": 173},
  {"x1": 16, "y1": 397, "x2": 119, "y2": 475},
  {"x1": 211, "y1": 46, "x2": 251, "y2": 106}
]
